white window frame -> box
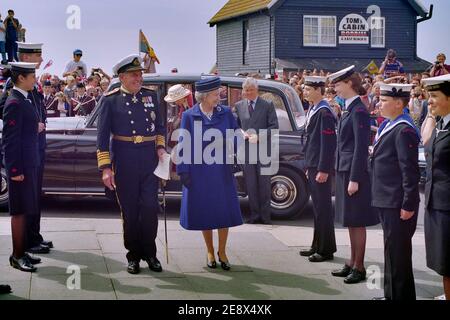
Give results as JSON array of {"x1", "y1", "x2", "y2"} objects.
[
  {"x1": 370, "y1": 17, "x2": 385, "y2": 48},
  {"x1": 303, "y1": 15, "x2": 336, "y2": 47}
]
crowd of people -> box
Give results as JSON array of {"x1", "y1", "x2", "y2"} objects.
[{"x1": 282, "y1": 49, "x2": 449, "y2": 145}]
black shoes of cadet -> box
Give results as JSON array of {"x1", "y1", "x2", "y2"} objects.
[
  {"x1": 308, "y1": 253, "x2": 334, "y2": 262},
  {"x1": 41, "y1": 240, "x2": 54, "y2": 249},
  {"x1": 27, "y1": 244, "x2": 50, "y2": 254},
  {"x1": 299, "y1": 248, "x2": 316, "y2": 257},
  {"x1": 24, "y1": 253, "x2": 42, "y2": 265},
  {"x1": 344, "y1": 268, "x2": 367, "y2": 284},
  {"x1": 0, "y1": 284, "x2": 12, "y2": 294},
  {"x1": 9, "y1": 255, "x2": 37, "y2": 272},
  {"x1": 331, "y1": 264, "x2": 352, "y2": 277},
  {"x1": 127, "y1": 261, "x2": 140, "y2": 274},
  {"x1": 146, "y1": 257, "x2": 163, "y2": 272}
]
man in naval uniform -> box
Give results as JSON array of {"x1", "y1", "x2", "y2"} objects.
[
  {"x1": 96, "y1": 54, "x2": 167, "y2": 274},
  {"x1": 299, "y1": 76, "x2": 337, "y2": 262},
  {"x1": 370, "y1": 83, "x2": 421, "y2": 300}
]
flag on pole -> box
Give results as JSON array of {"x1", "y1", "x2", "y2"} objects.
[
  {"x1": 364, "y1": 60, "x2": 379, "y2": 75},
  {"x1": 139, "y1": 29, "x2": 160, "y2": 64},
  {"x1": 43, "y1": 60, "x2": 54, "y2": 70}
]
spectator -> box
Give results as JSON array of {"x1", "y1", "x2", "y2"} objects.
[
  {"x1": 408, "y1": 86, "x2": 425, "y2": 128},
  {"x1": 17, "y1": 24, "x2": 25, "y2": 42},
  {"x1": 379, "y1": 49, "x2": 405, "y2": 78},
  {"x1": 50, "y1": 75, "x2": 61, "y2": 94},
  {"x1": 100, "y1": 78, "x2": 110, "y2": 93},
  {"x1": 295, "y1": 84, "x2": 310, "y2": 111},
  {"x1": 430, "y1": 53, "x2": 450, "y2": 77},
  {"x1": 64, "y1": 75, "x2": 77, "y2": 100},
  {"x1": 0, "y1": 13, "x2": 7, "y2": 64},
  {"x1": 70, "y1": 82, "x2": 96, "y2": 116},
  {"x1": 63, "y1": 49, "x2": 87, "y2": 78},
  {"x1": 54, "y1": 92, "x2": 70, "y2": 117},
  {"x1": 3, "y1": 9, "x2": 19, "y2": 62}
]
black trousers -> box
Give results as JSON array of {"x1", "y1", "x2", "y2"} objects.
[
  {"x1": 243, "y1": 163, "x2": 271, "y2": 222},
  {"x1": 308, "y1": 168, "x2": 336, "y2": 256},
  {"x1": 27, "y1": 155, "x2": 45, "y2": 248},
  {"x1": 376, "y1": 207, "x2": 418, "y2": 300},
  {"x1": 113, "y1": 144, "x2": 159, "y2": 262}
]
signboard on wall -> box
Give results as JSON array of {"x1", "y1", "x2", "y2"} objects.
[{"x1": 339, "y1": 14, "x2": 369, "y2": 44}]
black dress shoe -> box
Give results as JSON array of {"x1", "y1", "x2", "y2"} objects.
[
  {"x1": 0, "y1": 284, "x2": 12, "y2": 294},
  {"x1": 24, "y1": 253, "x2": 42, "y2": 265},
  {"x1": 331, "y1": 264, "x2": 352, "y2": 277},
  {"x1": 27, "y1": 244, "x2": 50, "y2": 254},
  {"x1": 41, "y1": 240, "x2": 54, "y2": 249},
  {"x1": 9, "y1": 255, "x2": 37, "y2": 272},
  {"x1": 207, "y1": 260, "x2": 217, "y2": 269},
  {"x1": 344, "y1": 268, "x2": 367, "y2": 284},
  {"x1": 217, "y1": 252, "x2": 231, "y2": 271},
  {"x1": 245, "y1": 218, "x2": 261, "y2": 224},
  {"x1": 127, "y1": 261, "x2": 140, "y2": 274},
  {"x1": 308, "y1": 253, "x2": 334, "y2": 262},
  {"x1": 147, "y1": 257, "x2": 162, "y2": 272},
  {"x1": 299, "y1": 248, "x2": 316, "y2": 257}
]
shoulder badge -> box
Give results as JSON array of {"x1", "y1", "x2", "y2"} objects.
[{"x1": 105, "y1": 87, "x2": 120, "y2": 96}]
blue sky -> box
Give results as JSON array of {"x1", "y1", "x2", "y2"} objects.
[{"x1": 0, "y1": 0, "x2": 448, "y2": 76}]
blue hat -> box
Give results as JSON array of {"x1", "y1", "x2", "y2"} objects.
[
  {"x1": 73, "y1": 49, "x2": 83, "y2": 55},
  {"x1": 195, "y1": 77, "x2": 221, "y2": 93},
  {"x1": 43, "y1": 80, "x2": 52, "y2": 87}
]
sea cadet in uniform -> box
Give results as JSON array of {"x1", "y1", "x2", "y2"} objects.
[
  {"x1": 422, "y1": 74, "x2": 450, "y2": 300},
  {"x1": 0, "y1": 42, "x2": 52, "y2": 254},
  {"x1": 299, "y1": 76, "x2": 337, "y2": 262},
  {"x1": 370, "y1": 83, "x2": 421, "y2": 300},
  {"x1": 96, "y1": 54, "x2": 167, "y2": 274},
  {"x1": 2, "y1": 62, "x2": 42, "y2": 272}
]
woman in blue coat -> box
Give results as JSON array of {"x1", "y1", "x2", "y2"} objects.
[{"x1": 176, "y1": 77, "x2": 243, "y2": 270}]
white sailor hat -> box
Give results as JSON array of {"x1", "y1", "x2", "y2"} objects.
[
  {"x1": 379, "y1": 83, "x2": 413, "y2": 98},
  {"x1": 422, "y1": 74, "x2": 450, "y2": 92},
  {"x1": 9, "y1": 62, "x2": 38, "y2": 74},
  {"x1": 17, "y1": 42, "x2": 43, "y2": 54},
  {"x1": 304, "y1": 76, "x2": 327, "y2": 87},
  {"x1": 328, "y1": 65, "x2": 355, "y2": 84},
  {"x1": 112, "y1": 54, "x2": 144, "y2": 76}
]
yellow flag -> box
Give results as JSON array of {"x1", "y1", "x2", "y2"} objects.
[
  {"x1": 139, "y1": 29, "x2": 160, "y2": 64},
  {"x1": 365, "y1": 60, "x2": 379, "y2": 74}
]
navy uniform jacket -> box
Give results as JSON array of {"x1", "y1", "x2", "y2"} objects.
[
  {"x1": 2, "y1": 89, "x2": 40, "y2": 177},
  {"x1": 96, "y1": 87, "x2": 166, "y2": 170},
  {"x1": 304, "y1": 101, "x2": 337, "y2": 173},
  {"x1": 370, "y1": 123, "x2": 420, "y2": 211},
  {"x1": 335, "y1": 97, "x2": 370, "y2": 182},
  {"x1": 70, "y1": 94, "x2": 96, "y2": 117},
  {"x1": 425, "y1": 119, "x2": 450, "y2": 211},
  {"x1": 1, "y1": 78, "x2": 47, "y2": 153}
]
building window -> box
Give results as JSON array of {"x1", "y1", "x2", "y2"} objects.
[
  {"x1": 303, "y1": 16, "x2": 336, "y2": 47},
  {"x1": 243, "y1": 20, "x2": 250, "y2": 64},
  {"x1": 370, "y1": 17, "x2": 385, "y2": 48}
]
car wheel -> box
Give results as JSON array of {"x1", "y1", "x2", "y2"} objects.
[
  {"x1": 0, "y1": 170, "x2": 9, "y2": 208},
  {"x1": 270, "y1": 166, "x2": 309, "y2": 220}
]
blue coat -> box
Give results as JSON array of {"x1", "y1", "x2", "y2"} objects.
[{"x1": 176, "y1": 104, "x2": 243, "y2": 230}]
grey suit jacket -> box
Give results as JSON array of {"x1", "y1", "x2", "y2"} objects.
[{"x1": 234, "y1": 97, "x2": 279, "y2": 133}]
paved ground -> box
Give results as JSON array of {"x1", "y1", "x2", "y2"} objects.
[{"x1": 0, "y1": 192, "x2": 443, "y2": 300}]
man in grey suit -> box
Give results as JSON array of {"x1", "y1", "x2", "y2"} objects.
[{"x1": 234, "y1": 77, "x2": 279, "y2": 224}]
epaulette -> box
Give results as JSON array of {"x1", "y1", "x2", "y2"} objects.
[{"x1": 105, "y1": 87, "x2": 120, "y2": 96}]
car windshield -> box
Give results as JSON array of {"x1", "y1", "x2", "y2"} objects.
[{"x1": 281, "y1": 85, "x2": 306, "y2": 130}]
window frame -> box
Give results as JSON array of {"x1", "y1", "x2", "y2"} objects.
[
  {"x1": 303, "y1": 15, "x2": 337, "y2": 47},
  {"x1": 370, "y1": 17, "x2": 385, "y2": 48}
]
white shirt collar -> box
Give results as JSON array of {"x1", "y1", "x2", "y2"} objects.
[
  {"x1": 13, "y1": 86, "x2": 29, "y2": 99},
  {"x1": 248, "y1": 97, "x2": 258, "y2": 106},
  {"x1": 345, "y1": 95, "x2": 359, "y2": 109},
  {"x1": 442, "y1": 113, "x2": 450, "y2": 128}
]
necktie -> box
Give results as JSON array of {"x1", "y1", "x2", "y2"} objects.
[
  {"x1": 248, "y1": 100, "x2": 254, "y2": 116},
  {"x1": 436, "y1": 119, "x2": 444, "y2": 136}
]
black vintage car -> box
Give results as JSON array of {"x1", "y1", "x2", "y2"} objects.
[{"x1": 0, "y1": 74, "x2": 310, "y2": 219}]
